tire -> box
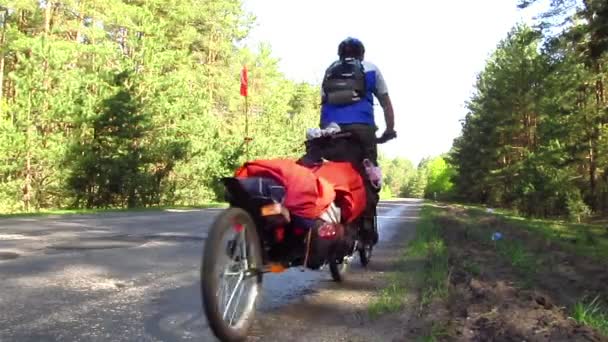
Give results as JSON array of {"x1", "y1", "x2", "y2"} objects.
[
  {"x1": 372, "y1": 207, "x2": 379, "y2": 245},
  {"x1": 329, "y1": 252, "x2": 349, "y2": 282},
  {"x1": 201, "y1": 207, "x2": 263, "y2": 342},
  {"x1": 359, "y1": 243, "x2": 373, "y2": 267},
  {"x1": 358, "y1": 213, "x2": 375, "y2": 267}
]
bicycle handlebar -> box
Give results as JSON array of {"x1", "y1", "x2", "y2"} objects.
[
  {"x1": 316, "y1": 131, "x2": 396, "y2": 144},
  {"x1": 375, "y1": 131, "x2": 397, "y2": 144}
]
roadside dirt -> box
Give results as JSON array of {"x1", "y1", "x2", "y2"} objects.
[
  {"x1": 249, "y1": 206, "x2": 421, "y2": 342},
  {"x1": 434, "y1": 207, "x2": 608, "y2": 342},
  {"x1": 241, "y1": 203, "x2": 607, "y2": 342}
]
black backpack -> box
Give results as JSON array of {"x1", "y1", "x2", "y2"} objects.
[{"x1": 321, "y1": 58, "x2": 367, "y2": 105}]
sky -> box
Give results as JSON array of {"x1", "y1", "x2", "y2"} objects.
[{"x1": 241, "y1": 0, "x2": 546, "y2": 165}]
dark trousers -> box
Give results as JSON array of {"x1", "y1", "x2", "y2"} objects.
[
  {"x1": 336, "y1": 124, "x2": 379, "y2": 231},
  {"x1": 337, "y1": 124, "x2": 378, "y2": 165}
]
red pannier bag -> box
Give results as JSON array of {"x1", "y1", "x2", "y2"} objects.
[{"x1": 235, "y1": 159, "x2": 365, "y2": 223}]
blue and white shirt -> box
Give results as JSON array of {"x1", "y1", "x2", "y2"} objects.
[{"x1": 320, "y1": 60, "x2": 389, "y2": 128}]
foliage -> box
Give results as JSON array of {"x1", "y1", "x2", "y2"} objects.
[
  {"x1": 572, "y1": 296, "x2": 608, "y2": 336},
  {"x1": 419, "y1": 156, "x2": 456, "y2": 200},
  {"x1": 0, "y1": 0, "x2": 321, "y2": 213},
  {"x1": 379, "y1": 154, "x2": 416, "y2": 198},
  {"x1": 449, "y1": 3, "x2": 608, "y2": 218}
]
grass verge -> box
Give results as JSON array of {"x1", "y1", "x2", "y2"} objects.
[
  {"x1": 368, "y1": 270, "x2": 409, "y2": 318},
  {"x1": 415, "y1": 323, "x2": 449, "y2": 342},
  {"x1": 368, "y1": 202, "x2": 607, "y2": 340},
  {"x1": 408, "y1": 205, "x2": 450, "y2": 308},
  {"x1": 460, "y1": 204, "x2": 608, "y2": 260},
  {"x1": 440, "y1": 202, "x2": 608, "y2": 339},
  {"x1": 368, "y1": 203, "x2": 449, "y2": 317},
  {"x1": 0, "y1": 202, "x2": 227, "y2": 219}
]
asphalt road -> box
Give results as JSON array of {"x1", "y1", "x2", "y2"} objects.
[{"x1": 0, "y1": 199, "x2": 422, "y2": 342}]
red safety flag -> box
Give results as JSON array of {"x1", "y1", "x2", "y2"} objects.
[{"x1": 240, "y1": 65, "x2": 248, "y2": 97}]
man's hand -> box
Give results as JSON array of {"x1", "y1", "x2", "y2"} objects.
[
  {"x1": 381, "y1": 129, "x2": 397, "y2": 140},
  {"x1": 377, "y1": 129, "x2": 396, "y2": 143}
]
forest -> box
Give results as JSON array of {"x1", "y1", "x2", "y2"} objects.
[
  {"x1": 2, "y1": 0, "x2": 607, "y2": 222},
  {"x1": 449, "y1": 0, "x2": 608, "y2": 220},
  {"x1": 0, "y1": 0, "x2": 453, "y2": 214},
  {"x1": 0, "y1": 0, "x2": 326, "y2": 213}
]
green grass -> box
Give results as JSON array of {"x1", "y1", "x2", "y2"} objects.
[
  {"x1": 368, "y1": 270, "x2": 409, "y2": 318},
  {"x1": 572, "y1": 296, "x2": 608, "y2": 336},
  {"x1": 444, "y1": 206, "x2": 541, "y2": 283},
  {"x1": 0, "y1": 202, "x2": 227, "y2": 219},
  {"x1": 494, "y1": 239, "x2": 539, "y2": 288},
  {"x1": 495, "y1": 240, "x2": 535, "y2": 270},
  {"x1": 456, "y1": 204, "x2": 608, "y2": 261},
  {"x1": 462, "y1": 259, "x2": 481, "y2": 276},
  {"x1": 408, "y1": 205, "x2": 450, "y2": 307},
  {"x1": 368, "y1": 203, "x2": 450, "y2": 318},
  {"x1": 416, "y1": 322, "x2": 449, "y2": 342},
  {"x1": 368, "y1": 236, "x2": 417, "y2": 318}
]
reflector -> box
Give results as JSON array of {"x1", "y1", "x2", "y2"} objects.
[
  {"x1": 261, "y1": 203, "x2": 282, "y2": 216},
  {"x1": 318, "y1": 223, "x2": 337, "y2": 239},
  {"x1": 275, "y1": 226, "x2": 285, "y2": 242}
]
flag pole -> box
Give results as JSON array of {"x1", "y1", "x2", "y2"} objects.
[
  {"x1": 245, "y1": 94, "x2": 249, "y2": 158},
  {"x1": 241, "y1": 65, "x2": 250, "y2": 159}
]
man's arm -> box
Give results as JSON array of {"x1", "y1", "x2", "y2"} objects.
[
  {"x1": 377, "y1": 93, "x2": 395, "y2": 133},
  {"x1": 371, "y1": 64, "x2": 396, "y2": 134}
]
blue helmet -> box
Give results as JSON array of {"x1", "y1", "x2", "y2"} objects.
[{"x1": 338, "y1": 37, "x2": 365, "y2": 60}]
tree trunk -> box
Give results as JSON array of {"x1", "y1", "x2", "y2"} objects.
[
  {"x1": 75, "y1": 1, "x2": 85, "y2": 43},
  {"x1": 596, "y1": 63, "x2": 604, "y2": 112},
  {"x1": 0, "y1": 9, "x2": 6, "y2": 105},
  {"x1": 0, "y1": 55, "x2": 4, "y2": 105},
  {"x1": 44, "y1": 1, "x2": 53, "y2": 32},
  {"x1": 589, "y1": 137, "x2": 597, "y2": 198},
  {"x1": 593, "y1": 62, "x2": 605, "y2": 212},
  {"x1": 19, "y1": 9, "x2": 25, "y2": 31},
  {"x1": 24, "y1": 92, "x2": 33, "y2": 212}
]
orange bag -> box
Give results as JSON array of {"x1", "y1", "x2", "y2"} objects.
[{"x1": 235, "y1": 159, "x2": 365, "y2": 223}]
